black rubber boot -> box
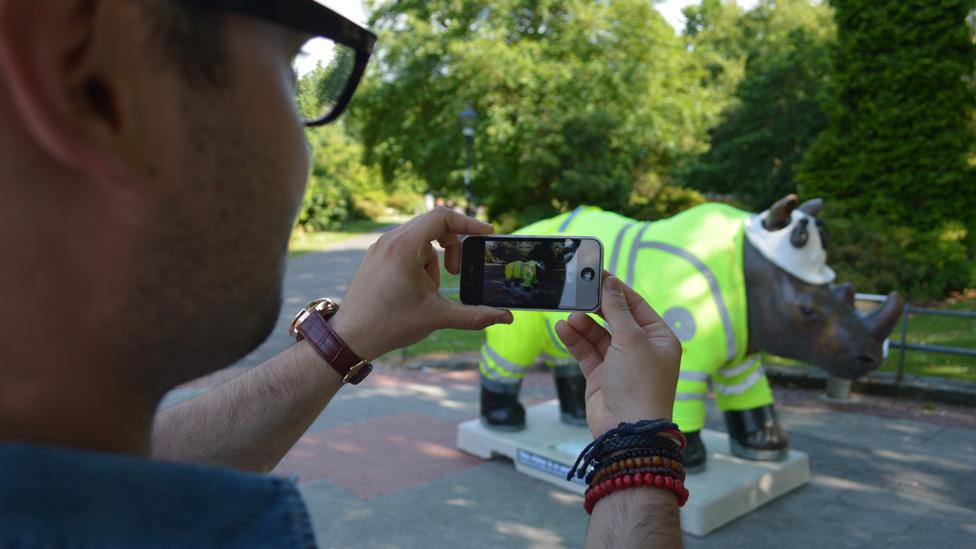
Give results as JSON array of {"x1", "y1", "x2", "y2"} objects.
[
  {"x1": 682, "y1": 430, "x2": 707, "y2": 474},
  {"x1": 480, "y1": 381, "x2": 526, "y2": 431},
  {"x1": 553, "y1": 364, "x2": 587, "y2": 427},
  {"x1": 724, "y1": 405, "x2": 789, "y2": 461}
]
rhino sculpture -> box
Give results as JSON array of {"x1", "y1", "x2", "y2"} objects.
[{"x1": 478, "y1": 195, "x2": 904, "y2": 472}]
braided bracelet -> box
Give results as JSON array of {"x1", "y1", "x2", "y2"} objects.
[
  {"x1": 567, "y1": 419, "x2": 680, "y2": 482},
  {"x1": 584, "y1": 473, "x2": 689, "y2": 514},
  {"x1": 590, "y1": 445, "x2": 683, "y2": 469}
]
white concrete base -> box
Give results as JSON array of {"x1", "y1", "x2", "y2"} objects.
[{"x1": 457, "y1": 400, "x2": 810, "y2": 537}]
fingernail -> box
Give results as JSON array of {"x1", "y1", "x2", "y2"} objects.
[{"x1": 606, "y1": 276, "x2": 620, "y2": 292}]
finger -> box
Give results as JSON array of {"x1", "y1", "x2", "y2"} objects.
[
  {"x1": 434, "y1": 298, "x2": 513, "y2": 330},
  {"x1": 437, "y1": 233, "x2": 462, "y2": 275},
  {"x1": 423, "y1": 243, "x2": 439, "y2": 286},
  {"x1": 555, "y1": 319, "x2": 603, "y2": 375},
  {"x1": 567, "y1": 311, "x2": 611, "y2": 357},
  {"x1": 615, "y1": 275, "x2": 666, "y2": 331},
  {"x1": 595, "y1": 274, "x2": 642, "y2": 337},
  {"x1": 410, "y1": 206, "x2": 493, "y2": 246}
]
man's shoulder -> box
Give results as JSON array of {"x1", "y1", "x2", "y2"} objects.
[{"x1": 0, "y1": 443, "x2": 316, "y2": 548}]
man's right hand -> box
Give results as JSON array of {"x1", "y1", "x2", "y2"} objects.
[
  {"x1": 555, "y1": 272, "x2": 681, "y2": 439},
  {"x1": 331, "y1": 207, "x2": 513, "y2": 362}
]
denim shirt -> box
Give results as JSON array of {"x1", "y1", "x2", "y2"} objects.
[{"x1": 0, "y1": 443, "x2": 317, "y2": 548}]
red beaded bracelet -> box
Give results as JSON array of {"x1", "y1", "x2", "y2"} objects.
[{"x1": 583, "y1": 473, "x2": 689, "y2": 514}]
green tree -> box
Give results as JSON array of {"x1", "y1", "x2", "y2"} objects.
[
  {"x1": 683, "y1": 27, "x2": 833, "y2": 208},
  {"x1": 352, "y1": 0, "x2": 710, "y2": 225},
  {"x1": 679, "y1": 0, "x2": 835, "y2": 207},
  {"x1": 796, "y1": 0, "x2": 976, "y2": 298}
]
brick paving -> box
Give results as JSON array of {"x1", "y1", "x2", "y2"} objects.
[{"x1": 161, "y1": 227, "x2": 976, "y2": 548}]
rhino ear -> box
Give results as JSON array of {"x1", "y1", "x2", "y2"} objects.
[
  {"x1": 763, "y1": 194, "x2": 799, "y2": 230},
  {"x1": 798, "y1": 198, "x2": 824, "y2": 218}
]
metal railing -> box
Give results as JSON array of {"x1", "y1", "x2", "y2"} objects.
[{"x1": 856, "y1": 293, "x2": 976, "y2": 387}]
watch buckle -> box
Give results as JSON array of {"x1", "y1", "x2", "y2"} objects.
[{"x1": 343, "y1": 360, "x2": 369, "y2": 384}]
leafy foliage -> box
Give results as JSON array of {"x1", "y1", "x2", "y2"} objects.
[
  {"x1": 297, "y1": 65, "x2": 422, "y2": 231},
  {"x1": 680, "y1": 0, "x2": 835, "y2": 208},
  {"x1": 352, "y1": 0, "x2": 712, "y2": 224},
  {"x1": 796, "y1": 0, "x2": 976, "y2": 299}
]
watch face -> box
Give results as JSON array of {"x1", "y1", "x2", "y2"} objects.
[{"x1": 290, "y1": 298, "x2": 339, "y2": 340}]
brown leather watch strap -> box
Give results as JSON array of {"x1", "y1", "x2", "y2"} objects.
[{"x1": 296, "y1": 310, "x2": 372, "y2": 385}]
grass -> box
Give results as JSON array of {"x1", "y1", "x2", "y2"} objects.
[
  {"x1": 875, "y1": 294, "x2": 976, "y2": 382},
  {"x1": 288, "y1": 219, "x2": 392, "y2": 258}
]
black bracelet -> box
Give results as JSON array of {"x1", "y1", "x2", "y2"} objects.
[
  {"x1": 599, "y1": 433, "x2": 679, "y2": 455},
  {"x1": 566, "y1": 419, "x2": 680, "y2": 481}
]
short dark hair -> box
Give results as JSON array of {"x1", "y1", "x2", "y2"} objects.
[{"x1": 136, "y1": 0, "x2": 227, "y2": 86}]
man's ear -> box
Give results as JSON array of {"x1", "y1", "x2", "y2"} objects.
[{"x1": 0, "y1": 0, "x2": 133, "y2": 182}]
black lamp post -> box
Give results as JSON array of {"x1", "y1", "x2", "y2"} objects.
[{"x1": 459, "y1": 105, "x2": 477, "y2": 217}]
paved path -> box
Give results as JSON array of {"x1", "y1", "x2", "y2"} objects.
[{"x1": 164, "y1": 227, "x2": 976, "y2": 549}]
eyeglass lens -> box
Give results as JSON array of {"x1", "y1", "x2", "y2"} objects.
[{"x1": 294, "y1": 37, "x2": 357, "y2": 123}]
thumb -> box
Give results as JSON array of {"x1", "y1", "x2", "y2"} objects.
[
  {"x1": 600, "y1": 276, "x2": 641, "y2": 335},
  {"x1": 436, "y1": 299, "x2": 513, "y2": 331}
]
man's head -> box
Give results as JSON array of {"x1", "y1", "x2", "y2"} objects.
[{"x1": 0, "y1": 0, "x2": 312, "y2": 433}]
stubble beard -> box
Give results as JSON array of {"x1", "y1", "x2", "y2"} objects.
[{"x1": 120, "y1": 90, "x2": 292, "y2": 396}]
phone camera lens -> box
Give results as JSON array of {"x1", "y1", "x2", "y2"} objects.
[{"x1": 581, "y1": 267, "x2": 596, "y2": 281}]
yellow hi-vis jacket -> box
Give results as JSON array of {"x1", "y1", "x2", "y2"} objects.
[
  {"x1": 504, "y1": 261, "x2": 538, "y2": 288},
  {"x1": 480, "y1": 204, "x2": 773, "y2": 432}
]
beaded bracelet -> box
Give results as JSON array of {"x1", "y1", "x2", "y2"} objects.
[
  {"x1": 589, "y1": 458, "x2": 686, "y2": 486},
  {"x1": 586, "y1": 454, "x2": 685, "y2": 484},
  {"x1": 584, "y1": 473, "x2": 689, "y2": 514},
  {"x1": 590, "y1": 465, "x2": 683, "y2": 488}
]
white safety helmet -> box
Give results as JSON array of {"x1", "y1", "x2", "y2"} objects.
[{"x1": 744, "y1": 204, "x2": 836, "y2": 286}]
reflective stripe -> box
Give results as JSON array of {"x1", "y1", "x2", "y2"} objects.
[
  {"x1": 558, "y1": 207, "x2": 585, "y2": 232},
  {"x1": 482, "y1": 344, "x2": 526, "y2": 375},
  {"x1": 638, "y1": 242, "x2": 737, "y2": 363},
  {"x1": 675, "y1": 393, "x2": 705, "y2": 401},
  {"x1": 608, "y1": 222, "x2": 636, "y2": 275},
  {"x1": 545, "y1": 319, "x2": 569, "y2": 354},
  {"x1": 718, "y1": 356, "x2": 759, "y2": 379},
  {"x1": 541, "y1": 352, "x2": 576, "y2": 367},
  {"x1": 714, "y1": 366, "x2": 765, "y2": 396},
  {"x1": 625, "y1": 224, "x2": 652, "y2": 286},
  {"x1": 481, "y1": 374, "x2": 522, "y2": 394},
  {"x1": 479, "y1": 361, "x2": 505, "y2": 381},
  {"x1": 679, "y1": 371, "x2": 710, "y2": 383}
]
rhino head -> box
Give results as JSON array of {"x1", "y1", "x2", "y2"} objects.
[{"x1": 744, "y1": 195, "x2": 904, "y2": 379}]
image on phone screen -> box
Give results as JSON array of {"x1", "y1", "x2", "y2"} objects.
[{"x1": 483, "y1": 238, "x2": 585, "y2": 309}]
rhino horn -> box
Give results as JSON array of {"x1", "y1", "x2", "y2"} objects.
[
  {"x1": 763, "y1": 194, "x2": 799, "y2": 230},
  {"x1": 797, "y1": 198, "x2": 824, "y2": 218},
  {"x1": 863, "y1": 292, "x2": 905, "y2": 342}
]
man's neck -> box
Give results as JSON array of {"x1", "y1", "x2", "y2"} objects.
[{"x1": 0, "y1": 373, "x2": 158, "y2": 456}]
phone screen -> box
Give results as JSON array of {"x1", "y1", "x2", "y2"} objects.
[{"x1": 461, "y1": 236, "x2": 602, "y2": 311}]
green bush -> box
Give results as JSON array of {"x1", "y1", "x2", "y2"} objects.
[
  {"x1": 297, "y1": 124, "x2": 381, "y2": 231},
  {"x1": 796, "y1": 0, "x2": 975, "y2": 298},
  {"x1": 623, "y1": 177, "x2": 707, "y2": 222},
  {"x1": 822, "y1": 216, "x2": 971, "y2": 300}
]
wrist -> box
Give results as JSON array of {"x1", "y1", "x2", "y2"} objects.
[
  {"x1": 330, "y1": 310, "x2": 378, "y2": 361},
  {"x1": 294, "y1": 339, "x2": 343, "y2": 384}
]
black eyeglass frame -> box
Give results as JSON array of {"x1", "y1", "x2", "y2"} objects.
[{"x1": 195, "y1": 0, "x2": 377, "y2": 126}]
